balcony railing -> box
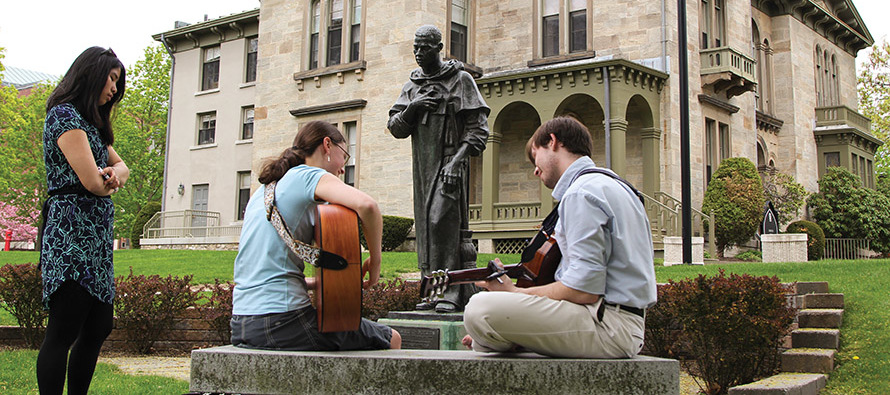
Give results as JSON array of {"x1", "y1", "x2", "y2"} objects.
[
  {"x1": 815, "y1": 105, "x2": 872, "y2": 133},
  {"x1": 700, "y1": 46, "x2": 756, "y2": 84}
]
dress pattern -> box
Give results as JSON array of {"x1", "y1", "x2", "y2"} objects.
[{"x1": 41, "y1": 103, "x2": 115, "y2": 307}]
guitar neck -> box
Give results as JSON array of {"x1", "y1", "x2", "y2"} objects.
[{"x1": 444, "y1": 264, "x2": 532, "y2": 285}]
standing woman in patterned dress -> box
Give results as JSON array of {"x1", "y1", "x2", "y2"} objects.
[{"x1": 36, "y1": 46, "x2": 128, "y2": 395}]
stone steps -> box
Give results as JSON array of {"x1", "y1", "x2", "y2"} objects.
[{"x1": 729, "y1": 282, "x2": 843, "y2": 395}]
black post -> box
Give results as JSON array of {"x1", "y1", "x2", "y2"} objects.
[{"x1": 678, "y1": 0, "x2": 692, "y2": 263}]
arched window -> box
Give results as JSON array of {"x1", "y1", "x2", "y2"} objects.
[
  {"x1": 752, "y1": 20, "x2": 762, "y2": 111},
  {"x1": 815, "y1": 45, "x2": 823, "y2": 106},
  {"x1": 830, "y1": 54, "x2": 839, "y2": 105}
]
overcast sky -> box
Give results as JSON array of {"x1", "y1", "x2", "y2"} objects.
[{"x1": 1, "y1": 0, "x2": 887, "y2": 77}]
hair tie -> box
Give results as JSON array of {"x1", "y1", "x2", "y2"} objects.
[{"x1": 291, "y1": 145, "x2": 299, "y2": 151}]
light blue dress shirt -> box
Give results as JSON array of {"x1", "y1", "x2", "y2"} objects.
[
  {"x1": 552, "y1": 156, "x2": 657, "y2": 309},
  {"x1": 232, "y1": 165, "x2": 327, "y2": 315}
]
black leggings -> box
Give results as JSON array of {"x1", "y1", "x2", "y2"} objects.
[{"x1": 36, "y1": 280, "x2": 113, "y2": 395}]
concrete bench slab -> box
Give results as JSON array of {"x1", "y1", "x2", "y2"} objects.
[
  {"x1": 190, "y1": 345, "x2": 679, "y2": 395},
  {"x1": 728, "y1": 373, "x2": 827, "y2": 395}
]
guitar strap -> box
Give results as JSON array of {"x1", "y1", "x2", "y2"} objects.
[
  {"x1": 520, "y1": 167, "x2": 644, "y2": 262},
  {"x1": 263, "y1": 181, "x2": 348, "y2": 270}
]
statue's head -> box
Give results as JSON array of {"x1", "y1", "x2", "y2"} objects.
[{"x1": 413, "y1": 25, "x2": 443, "y2": 70}]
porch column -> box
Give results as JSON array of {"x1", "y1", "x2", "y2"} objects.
[
  {"x1": 481, "y1": 131, "x2": 502, "y2": 221},
  {"x1": 640, "y1": 127, "x2": 662, "y2": 196},
  {"x1": 609, "y1": 119, "x2": 628, "y2": 176}
]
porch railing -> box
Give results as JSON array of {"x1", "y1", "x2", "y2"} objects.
[
  {"x1": 142, "y1": 210, "x2": 241, "y2": 239},
  {"x1": 823, "y1": 238, "x2": 875, "y2": 260}
]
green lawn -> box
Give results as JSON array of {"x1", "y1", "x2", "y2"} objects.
[
  {"x1": 655, "y1": 259, "x2": 890, "y2": 395},
  {"x1": 1, "y1": 250, "x2": 887, "y2": 393},
  {"x1": 0, "y1": 349, "x2": 188, "y2": 394}
]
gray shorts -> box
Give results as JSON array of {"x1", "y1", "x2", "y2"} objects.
[{"x1": 231, "y1": 306, "x2": 392, "y2": 351}]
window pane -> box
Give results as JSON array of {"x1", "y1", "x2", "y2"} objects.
[
  {"x1": 350, "y1": 0, "x2": 361, "y2": 62},
  {"x1": 310, "y1": 34, "x2": 319, "y2": 69},
  {"x1": 246, "y1": 38, "x2": 258, "y2": 83},
  {"x1": 543, "y1": 0, "x2": 559, "y2": 16},
  {"x1": 451, "y1": 22, "x2": 468, "y2": 62},
  {"x1": 237, "y1": 172, "x2": 251, "y2": 221},
  {"x1": 452, "y1": 0, "x2": 468, "y2": 25},
  {"x1": 242, "y1": 108, "x2": 254, "y2": 140},
  {"x1": 824, "y1": 152, "x2": 840, "y2": 168},
  {"x1": 199, "y1": 113, "x2": 216, "y2": 145},
  {"x1": 569, "y1": 10, "x2": 586, "y2": 53},
  {"x1": 202, "y1": 46, "x2": 220, "y2": 90},
  {"x1": 352, "y1": 0, "x2": 362, "y2": 24},
  {"x1": 311, "y1": 1, "x2": 321, "y2": 33},
  {"x1": 543, "y1": 15, "x2": 559, "y2": 57},
  {"x1": 570, "y1": 0, "x2": 586, "y2": 11},
  {"x1": 344, "y1": 121, "x2": 357, "y2": 186},
  {"x1": 719, "y1": 123, "x2": 730, "y2": 160},
  {"x1": 328, "y1": 0, "x2": 344, "y2": 66}
]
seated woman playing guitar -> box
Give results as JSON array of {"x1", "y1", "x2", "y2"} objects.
[{"x1": 231, "y1": 121, "x2": 401, "y2": 350}]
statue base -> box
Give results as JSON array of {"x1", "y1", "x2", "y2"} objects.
[{"x1": 378, "y1": 311, "x2": 467, "y2": 350}]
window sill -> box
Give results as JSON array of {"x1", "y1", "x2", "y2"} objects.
[
  {"x1": 240, "y1": 82, "x2": 256, "y2": 89},
  {"x1": 293, "y1": 60, "x2": 366, "y2": 90},
  {"x1": 235, "y1": 139, "x2": 253, "y2": 145},
  {"x1": 190, "y1": 143, "x2": 218, "y2": 151},
  {"x1": 195, "y1": 88, "x2": 220, "y2": 97},
  {"x1": 527, "y1": 51, "x2": 597, "y2": 68}
]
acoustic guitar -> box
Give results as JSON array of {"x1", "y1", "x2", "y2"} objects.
[
  {"x1": 313, "y1": 204, "x2": 363, "y2": 333},
  {"x1": 419, "y1": 234, "x2": 562, "y2": 303}
]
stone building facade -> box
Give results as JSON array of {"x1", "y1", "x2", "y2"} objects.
[{"x1": 155, "y1": 1, "x2": 880, "y2": 253}]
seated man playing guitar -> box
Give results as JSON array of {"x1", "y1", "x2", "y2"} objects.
[
  {"x1": 231, "y1": 121, "x2": 401, "y2": 351},
  {"x1": 461, "y1": 117, "x2": 656, "y2": 358}
]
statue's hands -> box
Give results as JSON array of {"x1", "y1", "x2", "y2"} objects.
[
  {"x1": 407, "y1": 96, "x2": 440, "y2": 124},
  {"x1": 439, "y1": 159, "x2": 461, "y2": 193}
]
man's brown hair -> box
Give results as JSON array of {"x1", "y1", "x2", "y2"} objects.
[{"x1": 525, "y1": 117, "x2": 593, "y2": 164}]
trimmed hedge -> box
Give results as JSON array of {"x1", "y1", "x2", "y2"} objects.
[
  {"x1": 360, "y1": 215, "x2": 415, "y2": 252},
  {"x1": 808, "y1": 167, "x2": 890, "y2": 255},
  {"x1": 785, "y1": 220, "x2": 825, "y2": 261},
  {"x1": 702, "y1": 158, "x2": 765, "y2": 257}
]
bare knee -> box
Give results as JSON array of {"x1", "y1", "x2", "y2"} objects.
[{"x1": 389, "y1": 329, "x2": 402, "y2": 349}]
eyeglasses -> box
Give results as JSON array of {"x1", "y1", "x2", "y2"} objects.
[
  {"x1": 334, "y1": 143, "x2": 351, "y2": 163},
  {"x1": 102, "y1": 48, "x2": 117, "y2": 57}
]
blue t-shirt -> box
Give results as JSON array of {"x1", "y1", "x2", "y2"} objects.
[{"x1": 232, "y1": 165, "x2": 327, "y2": 315}]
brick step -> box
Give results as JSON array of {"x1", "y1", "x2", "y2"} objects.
[
  {"x1": 782, "y1": 348, "x2": 836, "y2": 374},
  {"x1": 793, "y1": 282, "x2": 830, "y2": 295},
  {"x1": 728, "y1": 373, "x2": 827, "y2": 395},
  {"x1": 802, "y1": 293, "x2": 844, "y2": 309},
  {"x1": 792, "y1": 328, "x2": 840, "y2": 349},
  {"x1": 798, "y1": 309, "x2": 843, "y2": 329}
]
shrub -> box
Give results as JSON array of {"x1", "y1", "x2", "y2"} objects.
[
  {"x1": 0, "y1": 263, "x2": 47, "y2": 348},
  {"x1": 666, "y1": 270, "x2": 796, "y2": 395},
  {"x1": 360, "y1": 215, "x2": 415, "y2": 252},
  {"x1": 735, "y1": 250, "x2": 762, "y2": 262},
  {"x1": 760, "y1": 171, "x2": 807, "y2": 226},
  {"x1": 200, "y1": 279, "x2": 233, "y2": 345},
  {"x1": 643, "y1": 284, "x2": 681, "y2": 359},
  {"x1": 129, "y1": 201, "x2": 162, "y2": 249},
  {"x1": 361, "y1": 277, "x2": 420, "y2": 321},
  {"x1": 114, "y1": 268, "x2": 200, "y2": 354},
  {"x1": 702, "y1": 158, "x2": 765, "y2": 257},
  {"x1": 808, "y1": 167, "x2": 890, "y2": 255},
  {"x1": 785, "y1": 220, "x2": 826, "y2": 261}
]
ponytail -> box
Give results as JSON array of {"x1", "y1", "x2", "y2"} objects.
[{"x1": 257, "y1": 121, "x2": 345, "y2": 184}]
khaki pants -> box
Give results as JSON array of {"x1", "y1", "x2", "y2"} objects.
[{"x1": 463, "y1": 292, "x2": 645, "y2": 358}]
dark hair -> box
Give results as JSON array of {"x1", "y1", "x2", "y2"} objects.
[
  {"x1": 257, "y1": 121, "x2": 346, "y2": 184},
  {"x1": 46, "y1": 46, "x2": 126, "y2": 145},
  {"x1": 526, "y1": 116, "x2": 593, "y2": 164}
]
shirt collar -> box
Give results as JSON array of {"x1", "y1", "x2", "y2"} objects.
[{"x1": 552, "y1": 156, "x2": 596, "y2": 201}]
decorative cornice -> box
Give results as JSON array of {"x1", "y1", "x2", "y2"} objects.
[
  {"x1": 756, "y1": 110, "x2": 785, "y2": 134},
  {"x1": 151, "y1": 9, "x2": 259, "y2": 51},
  {"x1": 752, "y1": 0, "x2": 872, "y2": 55},
  {"x1": 289, "y1": 99, "x2": 368, "y2": 117}
]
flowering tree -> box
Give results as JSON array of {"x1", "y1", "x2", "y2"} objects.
[{"x1": 0, "y1": 201, "x2": 38, "y2": 242}]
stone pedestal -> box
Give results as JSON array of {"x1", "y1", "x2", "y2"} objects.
[
  {"x1": 761, "y1": 233, "x2": 808, "y2": 262},
  {"x1": 663, "y1": 236, "x2": 704, "y2": 266},
  {"x1": 377, "y1": 311, "x2": 467, "y2": 350}
]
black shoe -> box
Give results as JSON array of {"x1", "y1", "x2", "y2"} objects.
[
  {"x1": 435, "y1": 301, "x2": 458, "y2": 313},
  {"x1": 415, "y1": 301, "x2": 435, "y2": 310}
]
